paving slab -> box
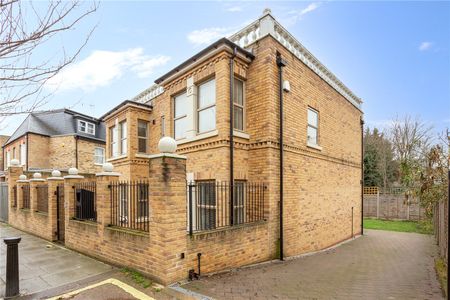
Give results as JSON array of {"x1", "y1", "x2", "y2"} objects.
[
  {"x1": 182, "y1": 230, "x2": 444, "y2": 299},
  {"x1": 0, "y1": 223, "x2": 113, "y2": 297}
]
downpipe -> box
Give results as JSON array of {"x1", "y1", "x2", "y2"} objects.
[
  {"x1": 188, "y1": 253, "x2": 202, "y2": 281},
  {"x1": 276, "y1": 52, "x2": 287, "y2": 261}
]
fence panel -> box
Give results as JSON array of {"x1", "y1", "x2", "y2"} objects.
[
  {"x1": 434, "y1": 200, "x2": 448, "y2": 263},
  {"x1": 74, "y1": 182, "x2": 96, "y2": 221},
  {"x1": 22, "y1": 184, "x2": 30, "y2": 209},
  {"x1": 110, "y1": 181, "x2": 150, "y2": 232},
  {"x1": 36, "y1": 184, "x2": 48, "y2": 213},
  {"x1": 187, "y1": 181, "x2": 266, "y2": 234}
]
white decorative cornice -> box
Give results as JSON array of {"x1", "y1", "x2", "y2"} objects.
[
  {"x1": 229, "y1": 10, "x2": 363, "y2": 109},
  {"x1": 132, "y1": 84, "x2": 164, "y2": 104}
]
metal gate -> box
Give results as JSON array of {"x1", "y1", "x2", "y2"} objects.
[
  {"x1": 0, "y1": 182, "x2": 8, "y2": 222},
  {"x1": 56, "y1": 184, "x2": 65, "y2": 242}
]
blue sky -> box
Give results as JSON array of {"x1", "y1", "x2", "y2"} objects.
[{"x1": 2, "y1": 1, "x2": 449, "y2": 136}]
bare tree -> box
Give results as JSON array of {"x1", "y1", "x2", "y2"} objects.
[
  {"x1": 389, "y1": 115, "x2": 433, "y2": 189},
  {"x1": 0, "y1": 0, "x2": 97, "y2": 119}
]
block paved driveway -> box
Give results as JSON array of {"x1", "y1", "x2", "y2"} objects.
[
  {"x1": 0, "y1": 223, "x2": 113, "y2": 298},
  {"x1": 183, "y1": 230, "x2": 444, "y2": 299}
]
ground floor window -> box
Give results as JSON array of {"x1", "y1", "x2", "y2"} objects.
[{"x1": 197, "y1": 180, "x2": 216, "y2": 230}]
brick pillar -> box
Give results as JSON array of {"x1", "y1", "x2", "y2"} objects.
[
  {"x1": 29, "y1": 173, "x2": 45, "y2": 212},
  {"x1": 148, "y1": 152, "x2": 188, "y2": 284},
  {"x1": 63, "y1": 169, "x2": 84, "y2": 225},
  {"x1": 48, "y1": 175, "x2": 64, "y2": 241},
  {"x1": 95, "y1": 166, "x2": 120, "y2": 228},
  {"x1": 7, "y1": 165, "x2": 22, "y2": 214}
]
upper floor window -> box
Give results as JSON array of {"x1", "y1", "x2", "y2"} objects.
[
  {"x1": 307, "y1": 108, "x2": 319, "y2": 146},
  {"x1": 5, "y1": 151, "x2": 10, "y2": 169},
  {"x1": 12, "y1": 147, "x2": 16, "y2": 159},
  {"x1": 137, "y1": 120, "x2": 148, "y2": 153},
  {"x1": 119, "y1": 121, "x2": 127, "y2": 155},
  {"x1": 78, "y1": 120, "x2": 95, "y2": 135},
  {"x1": 110, "y1": 121, "x2": 127, "y2": 157},
  {"x1": 174, "y1": 92, "x2": 187, "y2": 140},
  {"x1": 20, "y1": 144, "x2": 26, "y2": 166},
  {"x1": 197, "y1": 79, "x2": 216, "y2": 133},
  {"x1": 233, "y1": 79, "x2": 244, "y2": 131},
  {"x1": 94, "y1": 147, "x2": 105, "y2": 164}
]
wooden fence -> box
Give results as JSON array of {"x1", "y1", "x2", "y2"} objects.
[
  {"x1": 434, "y1": 200, "x2": 448, "y2": 264},
  {"x1": 363, "y1": 187, "x2": 425, "y2": 221}
]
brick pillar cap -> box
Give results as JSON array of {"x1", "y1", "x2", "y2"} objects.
[
  {"x1": 96, "y1": 172, "x2": 121, "y2": 177},
  {"x1": 17, "y1": 180, "x2": 29, "y2": 183},
  {"x1": 48, "y1": 177, "x2": 64, "y2": 181},
  {"x1": 30, "y1": 178, "x2": 46, "y2": 182},
  {"x1": 148, "y1": 153, "x2": 187, "y2": 160},
  {"x1": 64, "y1": 175, "x2": 84, "y2": 179}
]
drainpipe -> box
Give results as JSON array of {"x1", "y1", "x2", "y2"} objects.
[
  {"x1": 360, "y1": 117, "x2": 364, "y2": 235},
  {"x1": 229, "y1": 47, "x2": 237, "y2": 226},
  {"x1": 276, "y1": 52, "x2": 287, "y2": 260}
]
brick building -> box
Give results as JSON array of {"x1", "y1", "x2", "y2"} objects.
[
  {"x1": 2, "y1": 109, "x2": 106, "y2": 174},
  {"x1": 6, "y1": 9, "x2": 364, "y2": 285}
]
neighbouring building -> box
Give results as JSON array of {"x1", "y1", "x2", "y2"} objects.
[
  {"x1": 6, "y1": 9, "x2": 364, "y2": 285},
  {"x1": 2, "y1": 109, "x2": 106, "y2": 174}
]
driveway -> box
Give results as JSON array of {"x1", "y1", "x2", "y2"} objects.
[
  {"x1": 182, "y1": 230, "x2": 444, "y2": 299},
  {"x1": 0, "y1": 223, "x2": 113, "y2": 297}
]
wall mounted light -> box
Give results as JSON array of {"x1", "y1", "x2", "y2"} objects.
[{"x1": 283, "y1": 80, "x2": 291, "y2": 92}]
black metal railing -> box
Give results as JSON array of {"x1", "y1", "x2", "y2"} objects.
[
  {"x1": 22, "y1": 185, "x2": 30, "y2": 209},
  {"x1": 12, "y1": 185, "x2": 17, "y2": 208},
  {"x1": 36, "y1": 184, "x2": 48, "y2": 213},
  {"x1": 74, "y1": 182, "x2": 96, "y2": 221},
  {"x1": 187, "y1": 181, "x2": 266, "y2": 234},
  {"x1": 110, "y1": 180, "x2": 150, "y2": 232}
]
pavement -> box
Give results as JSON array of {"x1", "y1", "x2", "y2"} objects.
[
  {"x1": 182, "y1": 230, "x2": 444, "y2": 299},
  {"x1": 0, "y1": 223, "x2": 114, "y2": 298}
]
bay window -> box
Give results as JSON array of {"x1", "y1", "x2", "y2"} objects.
[
  {"x1": 174, "y1": 92, "x2": 187, "y2": 139},
  {"x1": 137, "y1": 120, "x2": 148, "y2": 153},
  {"x1": 20, "y1": 144, "x2": 26, "y2": 166},
  {"x1": 197, "y1": 79, "x2": 216, "y2": 133},
  {"x1": 120, "y1": 121, "x2": 127, "y2": 155},
  {"x1": 233, "y1": 79, "x2": 244, "y2": 131}
]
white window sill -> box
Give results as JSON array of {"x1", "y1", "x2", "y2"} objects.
[
  {"x1": 307, "y1": 142, "x2": 323, "y2": 151},
  {"x1": 177, "y1": 130, "x2": 218, "y2": 145},
  {"x1": 107, "y1": 154, "x2": 127, "y2": 162},
  {"x1": 233, "y1": 130, "x2": 250, "y2": 139}
]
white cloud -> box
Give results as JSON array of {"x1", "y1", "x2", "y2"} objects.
[
  {"x1": 226, "y1": 6, "x2": 242, "y2": 12},
  {"x1": 300, "y1": 3, "x2": 320, "y2": 15},
  {"x1": 284, "y1": 2, "x2": 321, "y2": 27},
  {"x1": 187, "y1": 27, "x2": 234, "y2": 46},
  {"x1": 46, "y1": 48, "x2": 170, "y2": 92},
  {"x1": 419, "y1": 41, "x2": 433, "y2": 51}
]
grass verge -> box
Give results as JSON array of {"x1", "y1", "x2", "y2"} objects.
[
  {"x1": 121, "y1": 267, "x2": 153, "y2": 289},
  {"x1": 363, "y1": 218, "x2": 433, "y2": 234},
  {"x1": 435, "y1": 258, "x2": 447, "y2": 298}
]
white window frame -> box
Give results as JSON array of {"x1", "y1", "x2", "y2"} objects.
[
  {"x1": 20, "y1": 144, "x2": 26, "y2": 166},
  {"x1": 5, "y1": 151, "x2": 10, "y2": 169},
  {"x1": 307, "y1": 107, "x2": 319, "y2": 146},
  {"x1": 110, "y1": 126, "x2": 118, "y2": 157},
  {"x1": 78, "y1": 120, "x2": 96, "y2": 135},
  {"x1": 197, "y1": 78, "x2": 216, "y2": 134},
  {"x1": 94, "y1": 147, "x2": 105, "y2": 165},
  {"x1": 233, "y1": 78, "x2": 245, "y2": 132},
  {"x1": 173, "y1": 92, "x2": 188, "y2": 140},
  {"x1": 119, "y1": 121, "x2": 127, "y2": 155},
  {"x1": 137, "y1": 120, "x2": 148, "y2": 153}
]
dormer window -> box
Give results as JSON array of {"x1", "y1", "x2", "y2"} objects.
[{"x1": 78, "y1": 120, "x2": 95, "y2": 135}]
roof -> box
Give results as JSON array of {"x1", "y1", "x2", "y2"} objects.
[
  {"x1": 100, "y1": 100, "x2": 153, "y2": 120},
  {"x1": 4, "y1": 109, "x2": 105, "y2": 146},
  {"x1": 154, "y1": 38, "x2": 255, "y2": 84}
]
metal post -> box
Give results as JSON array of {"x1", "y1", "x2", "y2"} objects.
[
  {"x1": 4, "y1": 237, "x2": 21, "y2": 298},
  {"x1": 188, "y1": 183, "x2": 193, "y2": 236}
]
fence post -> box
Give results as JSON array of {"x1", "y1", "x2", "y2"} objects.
[
  {"x1": 63, "y1": 168, "x2": 84, "y2": 225},
  {"x1": 376, "y1": 190, "x2": 380, "y2": 219},
  {"x1": 29, "y1": 173, "x2": 45, "y2": 213},
  {"x1": 148, "y1": 137, "x2": 187, "y2": 285},
  {"x1": 3, "y1": 237, "x2": 21, "y2": 298},
  {"x1": 7, "y1": 161, "x2": 23, "y2": 214},
  {"x1": 48, "y1": 170, "x2": 64, "y2": 241},
  {"x1": 95, "y1": 163, "x2": 120, "y2": 227}
]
